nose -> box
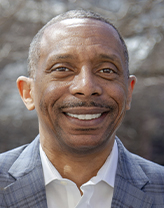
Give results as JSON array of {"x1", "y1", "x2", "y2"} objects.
[{"x1": 69, "y1": 67, "x2": 102, "y2": 98}]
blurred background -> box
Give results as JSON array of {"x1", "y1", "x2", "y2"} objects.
[{"x1": 0, "y1": 0, "x2": 164, "y2": 165}]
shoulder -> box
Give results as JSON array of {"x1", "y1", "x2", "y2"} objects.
[
  {"x1": 0, "y1": 145, "x2": 28, "y2": 174},
  {"x1": 0, "y1": 135, "x2": 40, "y2": 176},
  {"x1": 116, "y1": 137, "x2": 164, "y2": 185},
  {"x1": 0, "y1": 145, "x2": 29, "y2": 191},
  {"x1": 131, "y1": 152, "x2": 164, "y2": 182}
]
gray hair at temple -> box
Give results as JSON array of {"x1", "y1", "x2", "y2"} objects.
[{"x1": 28, "y1": 9, "x2": 129, "y2": 78}]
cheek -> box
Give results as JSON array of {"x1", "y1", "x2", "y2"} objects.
[
  {"x1": 106, "y1": 83, "x2": 127, "y2": 111},
  {"x1": 36, "y1": 81, "x2": 69, "y2": 115}
]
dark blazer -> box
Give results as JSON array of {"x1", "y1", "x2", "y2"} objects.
[{"x1": 0, "y1": 135, "x2": 164, "y2": 208}]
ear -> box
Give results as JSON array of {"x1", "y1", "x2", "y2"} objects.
[
  {"x1": 126, "y1": 75, "x2": 137, "y2": 110},
  {"x1": 17, "y1": 76, "x2": 35, "y2": 111}
]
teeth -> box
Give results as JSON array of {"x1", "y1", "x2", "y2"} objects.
[{"x1": 67, "y1": 113, "x2": 102, "y2": 120}]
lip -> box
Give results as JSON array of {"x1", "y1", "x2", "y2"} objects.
[
  {"x1": 62, "y1": 107, "x2": 110, "y2": 128},
  {"x1": 62, "y1": 107, "x2": 109, "y2": 114}
]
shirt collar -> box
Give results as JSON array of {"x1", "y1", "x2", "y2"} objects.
[
  {"x1": 40, "y1": 144, "x2": 62, "y2": 185},
  {"x1": 40, "y1": 139, "x2": 118, "y2": 188},
  {"x1": 90, "y1": 140, "x2": 118, "y2": 187}
]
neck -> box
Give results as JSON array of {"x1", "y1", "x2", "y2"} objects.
[{"x1": 41, "y1": 136, "x2": 115, "y2": 189}]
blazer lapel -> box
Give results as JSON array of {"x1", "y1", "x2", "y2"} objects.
[
  {"x1": 111, "y1": 137, "x2": 153, "y2": 208},
  {"x1": 3, "y1": 135, "x2": 47, "y2": 208},
  {"x1": 112, "y1": 175, "x2": 153, "y2": 208}
]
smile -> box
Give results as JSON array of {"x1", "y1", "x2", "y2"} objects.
[{"x1": 66, "y1": 113, "x2": 102, "y2": 120}]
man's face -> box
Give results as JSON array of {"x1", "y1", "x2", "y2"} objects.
[{"x1": 31, "y1": 18, "x2": 135, "y2": 154}]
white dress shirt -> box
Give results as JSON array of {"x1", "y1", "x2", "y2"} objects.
[{"x1": 40, "y1": 140, "x2": 118, "y2": 208}]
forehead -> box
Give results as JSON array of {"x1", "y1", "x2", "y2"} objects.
[
  {"x1": 39, "y1": 18, "x2": 125, "y2": 66},
  {"x1": 41, "y1": 18, "x2": 121, "y2": 47}
]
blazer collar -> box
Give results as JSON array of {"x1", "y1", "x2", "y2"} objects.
[
  {"x1": 4, "y1": 135, "x2": 48, "y2": 208},
  {"x1": 115, "y1": 137, "x2": 150, "y2": 189},
  {"x1": 8, "y1": 135, "x2": 41, "y2": 178},
  {"x1": 111, "y1": 137, "x2": 153, "y2": 208}
]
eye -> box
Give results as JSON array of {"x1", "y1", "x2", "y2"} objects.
[
  {"x1": 99, "y1": 68, "x2": 115, "y2": 74},
  {"x1": 97, "y1": 66, "x2": 118, "y2": 80},
  {"x1": 47, "y1": 65, "x2": 74, "y2": 80},
  {"x1": 52, "y1": 67, "x2": 70, "y2": 72}
]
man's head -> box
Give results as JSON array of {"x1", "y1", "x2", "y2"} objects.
[
  {"x1": 28, "y1": 10, "x2": 129, "y2": 78},
  {"x1": 17, "y1": 10, "x2": 136, "y2": 156}
]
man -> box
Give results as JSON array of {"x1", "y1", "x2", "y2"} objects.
[{"x1": 0, "y1": 10, "x2": 164, "y2": 208}]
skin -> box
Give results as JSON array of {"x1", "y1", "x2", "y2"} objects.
[{"x1": 17, "y1": 18, "x2": 136, "y2": 191}]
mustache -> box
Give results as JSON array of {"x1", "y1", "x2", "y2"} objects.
[{"x1": 59, "y1": 101, "x2": 114, "y2": 111}]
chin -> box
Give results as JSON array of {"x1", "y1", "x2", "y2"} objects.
[{"x1": 63, "y1": 133, "x2": 114, "y2": 155}]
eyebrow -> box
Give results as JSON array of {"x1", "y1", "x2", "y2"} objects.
[
  {"x1": 47, "y1": 53, "x2": 121, "y2": 67},
  {"x1": 49, "y1": 54, "x2": 75, "y2": 61},
  {"x1": 98, "y1": 54, "x2": 120, "y2": 62}
]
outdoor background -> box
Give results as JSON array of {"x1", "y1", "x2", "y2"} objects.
[{"x1": 0, "y1": 0, "x2": 164, "y2": 165}]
